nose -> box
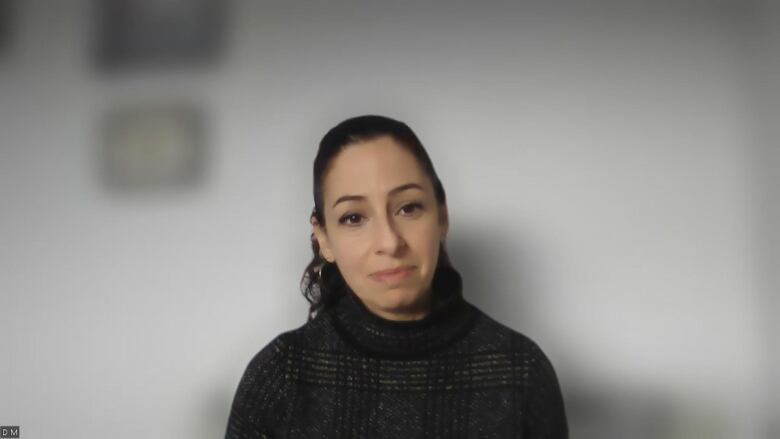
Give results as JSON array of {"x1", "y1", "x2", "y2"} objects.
[{"x1": 373, "y1": 214, "x2": 406, "y2": 256}]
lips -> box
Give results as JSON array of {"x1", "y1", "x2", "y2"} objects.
[{"x1": 370, "y1": 266, "x2": 414, "y2": 284}]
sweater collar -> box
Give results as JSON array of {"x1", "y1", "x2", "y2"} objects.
[{"x1": 330, "y1": 272, "x2": 477, "y2": 358}]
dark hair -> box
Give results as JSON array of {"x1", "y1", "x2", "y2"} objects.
[{"x1": 300, "y1": 115, "x2": 463, "y2": 320}]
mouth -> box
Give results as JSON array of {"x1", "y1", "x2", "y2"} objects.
[{"x1": 370, "y1": 266, "x2": 415, "y2": 284}]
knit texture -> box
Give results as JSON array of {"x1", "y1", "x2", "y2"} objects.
[{"x1": 225, "y1": 284, "x2": 568, "y2": 438}]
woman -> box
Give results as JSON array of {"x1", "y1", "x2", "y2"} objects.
[{"x1": 225, "y1": 115, "x2": 568, "y2": 438}]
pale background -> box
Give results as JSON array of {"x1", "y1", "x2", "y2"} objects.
[{"x1": 0, "y1": 1, "x2": 777, "y2": 438}]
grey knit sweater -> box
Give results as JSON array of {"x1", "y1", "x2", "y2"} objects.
[{"x1": 225, "y1": 286, "x2": 568, "y2": 438}]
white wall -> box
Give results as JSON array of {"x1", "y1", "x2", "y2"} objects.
[
  {"x1": 747, "y1": 0, "x2": 780, "y2": 436},
  {"x1": 0, "y1": 1, "x2": 774, "y2": 438}
]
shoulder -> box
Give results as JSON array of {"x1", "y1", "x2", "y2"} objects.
[
  {"x1": 242, "y1": 331, "x2": 294, "y2": 374},
  {"x1": 227, "y1": 313, "x2": 347, "y2": 437},
  {"x1": 466, "y1": 304, "x2": 545, "y2": 353},
  {"x1": 240, "y1": 310, "x2": 341, "y2": 374},
  {"x1": 227, "y1": 326, "x2": 306, "y2": 435},
  {"x1": 466, "y1": 304, "x2": 562, "y2": 378},
  {"x1": 231, "y1": 330, "x2": 296, "y2": 405},
  {"x1": 466, "y1": 305, "x2": 569, "y2": 435}
]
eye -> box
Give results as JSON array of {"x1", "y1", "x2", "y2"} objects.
[
  {"x1": 398, "y1": 202, "x2": 423, "y2": 216},
  {"x1": 338, "y1": 213, "x2": 364, "y2": 226}
]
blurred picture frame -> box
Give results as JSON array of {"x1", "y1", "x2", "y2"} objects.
[
  {"x1": 94, "y1": 0, "x2": 225, "y2": 72},
  {"x1": 99, "y1": 103, "x2": 207, "y2": 192},
  {"x1": 0, "y1": 0, "x2": 14, "y2": 56}
]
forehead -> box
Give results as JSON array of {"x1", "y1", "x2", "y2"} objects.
[{"x1": 322, "y1": 136, "x2": 428, "y2": 203}]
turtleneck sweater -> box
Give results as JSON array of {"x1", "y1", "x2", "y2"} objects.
[{"x1": 225, "y1": 286, "x2": 568, "y2": 438}]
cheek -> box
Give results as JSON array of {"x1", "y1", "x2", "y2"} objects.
[
  {"x1": 332, "y1": 236, "x2": 370, "y2": 273},
  {"x1": 407, "y1": 223, "x2": 442, "y2": 264}
]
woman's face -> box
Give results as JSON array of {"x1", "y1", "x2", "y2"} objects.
[{"x1": 312, "y1": 135, "x2": 448, "y2": 321}]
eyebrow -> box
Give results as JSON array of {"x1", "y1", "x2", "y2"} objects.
[{"x1": 332, "y1": 183, "x2": 425, "y2": 208}]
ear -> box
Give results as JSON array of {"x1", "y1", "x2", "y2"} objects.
[{"x1": 311, "y1": 216, "x2": 335, "y2": 263}]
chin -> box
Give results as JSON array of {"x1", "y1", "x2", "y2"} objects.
[{"x1": 378, "y1": 287, "x2": 423, "y2": 309}]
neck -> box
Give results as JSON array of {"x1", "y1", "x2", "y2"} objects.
[
  {"x1": 329, "y1": 279, "x2": 477, "y2": 358},
  {"x1": 363, "y1": 292, "x2": 433, "y2": 322}
]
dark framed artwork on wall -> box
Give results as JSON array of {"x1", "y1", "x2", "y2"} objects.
[
  {"x1": 94, "y1": 0, "x2": 226, "y2": 72},
  {"x1": 0, "y1": 0, "x2": 14, "y2": 57}
]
